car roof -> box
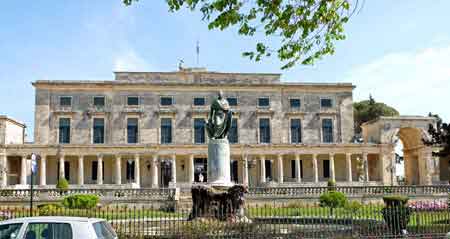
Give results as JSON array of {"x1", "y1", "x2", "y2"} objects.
[{"x1": 0, "y1": 216, "x2": 106, "y2": 224}]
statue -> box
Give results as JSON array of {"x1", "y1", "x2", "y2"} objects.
[{"x1": 206, "y1": 90, "x2": 233, "y2": 139}]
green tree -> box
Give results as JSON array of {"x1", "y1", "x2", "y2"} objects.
[
  {"x1": 423, "y1": 113, "x2": 450, "y2": 157},
  {"x1": 123, "y1": 0, "x2": 363, "y2": 69},
  {"x1": 353, "y1": 95, "x2": 399, "y2": 134}
]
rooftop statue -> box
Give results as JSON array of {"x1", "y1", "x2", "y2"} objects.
[{"x1": 206, "y1": 91, "x2": 233, "y2": 139}]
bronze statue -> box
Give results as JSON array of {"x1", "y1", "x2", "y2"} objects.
[{"x1": 206, "y1": 91, "x2": 233, "y2": 139}]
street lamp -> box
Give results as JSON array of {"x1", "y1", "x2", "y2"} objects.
[{"x1": 30, "y1": 153, "x2": 38, "y2": 217}]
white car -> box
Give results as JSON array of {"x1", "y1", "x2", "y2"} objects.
[{"x1": 0, "y1": 216, "x2": 117, "y2": 239}]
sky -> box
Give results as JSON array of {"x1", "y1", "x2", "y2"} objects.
[{"x1": 0, "y1": 1, "x2": 449, "y2": 141}]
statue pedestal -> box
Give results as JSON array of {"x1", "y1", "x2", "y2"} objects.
[{"x1": 207, "y1": 138, "x2": 233, "y2": 187}]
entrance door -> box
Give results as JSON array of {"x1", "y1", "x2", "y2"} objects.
[
  {"x1": 160, "y1": 160, "x2": 172, "y2": 188},
  {"x1": 265, "y1": 160, "x2": 272, "y2": 181},
  {"x1": 194, "y1": 158, "x2": 207, "y2": 182},
  {"x1": 231, "y1": 160, "x2": 238, "y2": 183}
]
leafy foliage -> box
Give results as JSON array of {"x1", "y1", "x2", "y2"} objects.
[
  {"x1": 319, "y1": 191, "x2": 347, "y2": 214},
  {"x1": 56, "y1": 178, "x2": 69, "y2": 191},
  {"x1": 423, "y1": 113, "x2": 450, "y2": 157},
  {"x1": 62, "y1": 194, "x2": 99, "y2": 209},
  {"x1": 344, "y1": 200, "x2": 362, "y2": 214},
  {"x1": 123, "y1": 0, "x2": 363, "y2": 69},
  {"x1": 37, "y1": 203, "x2": 62, "y2": 216},
  {"x1": 353, "y1": 95, "x2": 399, "y2": 134}
]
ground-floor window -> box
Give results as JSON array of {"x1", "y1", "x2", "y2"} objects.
[
  {"x1": 323, "y1": 159, "x2": 330, "y2": 178},
  {"x1": 230, "y1": 160, "x2": 238, "y2": 183},
  {"x1": 265, "y1": 160, "x2": 272, "y2": 181},
  {"x1": 126, "y1": 160, "x2": 135, "y2": 181}
]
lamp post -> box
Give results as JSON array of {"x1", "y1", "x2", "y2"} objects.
[{"x1": 30, "y1": 153, "x2": 38, "y2": 217}]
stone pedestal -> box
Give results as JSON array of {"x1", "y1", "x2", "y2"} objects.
[
  {"x1": 189, "y1": 184, "x2": 248, "y2": 221},
  {"x1": 207, "y1": 138, "x2": 233, "y2": 187}
]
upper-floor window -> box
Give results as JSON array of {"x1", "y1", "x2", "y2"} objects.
[
  {"x1": 59, "y1": 118, "x2": 70, "y2": 144},
  {"x1": 194, "y1": 119, "x2": 206, "y2": 144},
  {"x1": 258, "y1": 97, "x2": 270, "y2": 107},
  {"x1": 290, "y1": 119, "x2": 302, "y2": 143},
  {"x1": 127, "y1": 118, "x2": 139, "y2": 143},
  {"x1": 322, "y1": 118, "x2": 334, "y2": 143},
  {"x1": 60, "y1": 96, "x2": 72, "y2": 107},
  {"x1": 160, "y1": 96, "x2": 173, "y2": 106},
  {"x1": 93, "y1": 96, "x2": 105, "y2": 107},
  {"x1": 321, "y1": 98, "x2": 333, "y2": 108},
  {"x1": 193, "y1": 97, "x2": 205, "y2": 106},
  {"x1": 93, "y1": 118, "x2": 105, "y2": 144},
  {"x1": 160, "y1": 118, "x2": 172, "y2": 144},
  {"x1": 228, "y1": 118, "x2": 238, "y2": 144},
  {"x1": 127, "y1": 96, "x2": 139, "y2": 106},
  {"x1": 290, "y1": 98, "x2": 301, "y2": 108},
  {"x1": 259, "y1": 118, "x2": 271, "y2": 143},
  {"x1": 227, "y1": 97, "x2": 238, "y2": 106}
]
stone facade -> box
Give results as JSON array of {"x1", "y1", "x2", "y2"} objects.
[{"x1": 0, "y1": 68, "x2": 440, "y2": 188}]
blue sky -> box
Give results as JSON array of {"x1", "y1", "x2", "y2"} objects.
[{"x1": 1, "y1": 1, "x2": 449, "y2": 141}]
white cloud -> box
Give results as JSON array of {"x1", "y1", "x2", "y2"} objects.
[
  {"x1": 114, "y1": 49, "x2": 152, "y2": 72},
  {"x1": 347, "y1": 45, "x2": 450, "y2": 121}
]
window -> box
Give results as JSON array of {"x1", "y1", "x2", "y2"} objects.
[
  {"x1": 290, "y1": 98, "x2": 301, "y2": 108},
  {"x1": 0, "y1": 223, "x2": 22, "y2": 239},
  {"x1": 127, "y1": 96, "x2": 139, "y2": 106},
  {"x1": 323, "y1": 159, "x2": 330, "y2": 178},
  {"x1": 194, "y1": 119, "x2": 206, "y2": 144},
  {"x1": 160, "y1": 96, "x2": 173, "y2": 106},
  {"x1": 127, "y1": 118, "x2": 139, "y2": 143},
  {"x1": 93, "y1": 118, "x2": 105, "y2": 144},
  {"x1": 291, "y1": 160, "x2": 296, "y2": 178},
  {"x1": 259, "y1": 118, "x2": 271, "y2": 143},
  {"x1": 57, "y1": 161, "x2": 70, "y2": 181},
  {"x1": 322, "y1": 119, "x2": 334, "y2": 143},
  {"x1": 93, "y1": 96, "x2": 105, "y2": 107},
  {"x1": 25, "y1": 223, "x2": 72, "y2": 239},
  {"x1": 160, "y1": 118, "x2": 172, "y2": 144},
  {"x1": 290, "y1": 119, "x2": 302, "y2": 143},
  {"x1": 321, "y1": 98, "x2": 333, "y2": 108},
  {"x1": 126, "y1": 160, "x2": 135, "y2": 181},
  {"x1": 60, "y1": 96, "x2": 72, "y2": 106},
  {"x1": 193, "y1": 97, "x2": 205, "y2": 106},
  {"x1": 227, "y1": 97, "x2": 238, "y2": 106},
  {"x1": 258, "y1": 97, "x2": 270, "y2": 107},
  {"x1": 59, "y1": 118, "x2": 70, "y2": 144},
  {"x1": 265, "y1": 160, "x2": 272, "y2": 180},
  {"x1": 91, "y1": 161, "x2": 105, "y2": 181},
  {"x1": 228, "y1": 118, "x2": 238, "y2": 143},
  {"x1": 93, "y1": 222, "x2": 117, "y2": 239}
]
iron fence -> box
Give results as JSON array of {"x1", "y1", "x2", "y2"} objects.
[{"x1": 0, "y1": 199, "x2": 449, "y2": 238}]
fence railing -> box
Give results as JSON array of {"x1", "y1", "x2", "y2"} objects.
[
  {"x1": 0, "y1": 199, "x2": 449, "y2": 238},
  {"x1": 247, "y1": 185, "x2": 450, "y2": 198}
]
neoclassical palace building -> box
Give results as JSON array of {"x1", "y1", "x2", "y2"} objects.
[{"x1": 0, "y1": 68, "x2": 444, "y2": 189}]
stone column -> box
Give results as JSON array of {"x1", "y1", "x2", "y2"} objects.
[
  {"x1": 77, "y1": 155, "x2": 84, "y2": 185},
  {"x1": 277, "y1": 154, "x2": 283, "y2": 184},
  {"x1": 134, "y1": 154, "x2": 140, "y2": 186},
  {"x1": 40, "y1": 155, "x2": 47, "y2": 186},
  {"x1": 346, "y1": 153, "x2": 352, "y2": 182},
  {"x1": 312, "y1": 154, "x2": 319, "y2": 183},
  {"x1": 59, "y1": 154, "x2": 65, "y2": 181},
  {"x1": 259, "y1": 155, "x2": 266, "y2": 184},
  {"x1": 363, "y1": 153, "x2": 369, "y2": 182},
  {"x1": 151, "y1": 155, "x2": 159, "y2": 188},
  {"x1": 1, "y1": 154, "x2": 7, "y2": 188},
  {"x1": 242, "y1": 155, "x2": 249, "y2": 186},
  {"x1": 329, "y1": 153, "x2": 336, "y2": 182},
  {"x1": 20, "y1": 155, "x2": 27, "y2": 185},
  {"x1": 115, "y1": 155, "x2": 122, "y2": 185},
  {"x1": 170, "y1": 155, "x2": 176, "y2": 184},
  {"x1": 188, "y1": 154, "x2": 195, "y2": 184},
  {"x1": 295, "y1": 154, "x2": 301, "y2": 183},
  {"x1": 97, "y1": 154, "x2": 103, "y2": 185}
]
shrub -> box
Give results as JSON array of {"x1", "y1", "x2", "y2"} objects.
[
  {"x1": 38, "y1": 203, "x2": 62, "y2": 216},
  {"x1": 56, "y1": 178, "x2": 69, "y2": 191},
  {"x1": 62, "y1": 194, "x2": 99, "y2": 209},
  {"x1": 319, "y1": 191, "x2": 348, "y2": 215},
  {"x1": 327, "y1": 179, "x2": 336, "y2": 191},
  {"x1": 381, "y1": 195, "x2": 411, "y2": 235},
  {"x1": 345, "y1": 200, "x2": 362, "y2": 214}
]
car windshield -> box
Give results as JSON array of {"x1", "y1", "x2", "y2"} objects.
[
  {"x1": 0, "y1": 223, "x2": 22, "y2": 239},
  {"x1": 93, "y1": 222, "x2": 116, "y2": 239}
]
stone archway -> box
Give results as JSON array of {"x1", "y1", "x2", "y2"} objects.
[{"x1": 362, "y1": 116, "x2": 437, "y2": 185}]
